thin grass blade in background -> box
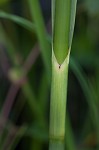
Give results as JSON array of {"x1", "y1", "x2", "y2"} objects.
[
  {"x1": 28, "y1": 0, "x2": 51, "y2": 80},
  {"x1": 0, "y1": 11, "x2": 35, "y2": 33}
]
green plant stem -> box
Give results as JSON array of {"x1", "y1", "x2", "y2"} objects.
[
  {"x1": 50, "y1": 0, "x2": 77, "y2": 148},
  {"x1": 28, "y1": 0, "x2": 51, "y2": 80},
  {"x1": 49, "y1": 51, "x2": 70, "y2": 148},
  {"x1": 49, "y1": 141, "x2": 64, "y2": 150}
]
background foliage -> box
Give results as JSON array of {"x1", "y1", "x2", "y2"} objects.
[{"x1": 0, "y1": 0, "x2": 99, "y2": 149}]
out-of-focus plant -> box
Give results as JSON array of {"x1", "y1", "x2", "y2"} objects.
[
  {"x1": 0, "y1": 0, "x2": 10, "y2": 6},
  {"x1": 0, "y1": 0, "x2": 99, "y2": 150}
]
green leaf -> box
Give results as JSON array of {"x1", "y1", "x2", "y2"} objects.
[
  {"x1": 69, "y1": 0, "x2": 77, "y2": 47},
  {"x1": 0, "y1": 11, "x2": 35, "y2": 32},
  {"x1": 52, "y1": 0, "x2": 77, "y2": 64}
]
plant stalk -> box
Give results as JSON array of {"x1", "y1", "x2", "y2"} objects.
[
  {"x1": 50, "y1": 0, "x2": 77, "y2": 149},
  {"x1": 49, "y1": 51, "x2": 70, "y2": 149}
]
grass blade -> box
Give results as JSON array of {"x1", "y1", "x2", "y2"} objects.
[
  {"x1": 70, "y1": 57, "x2": 99, "y2": 147},
  {"x1": 0, "y1": 11, "x2": 35, "y2": 32},
  {"x1": 28, "y1": 0, "x2": 51, "y2": 80},
  {"x1": 52, "y1": 0, "x2": 77, "y2": 64}
]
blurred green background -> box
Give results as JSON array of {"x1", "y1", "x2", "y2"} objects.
[{"x1": 0, "y1": 0, "x2": 99, "y2": 150}]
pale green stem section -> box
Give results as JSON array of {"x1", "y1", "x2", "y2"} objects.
[
  {"x1": 49, "y1": 141, "x2": 64, "y2": 150},
  {"x1": 50, "y1": 51, "x2": 70, "y2": 143}
]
